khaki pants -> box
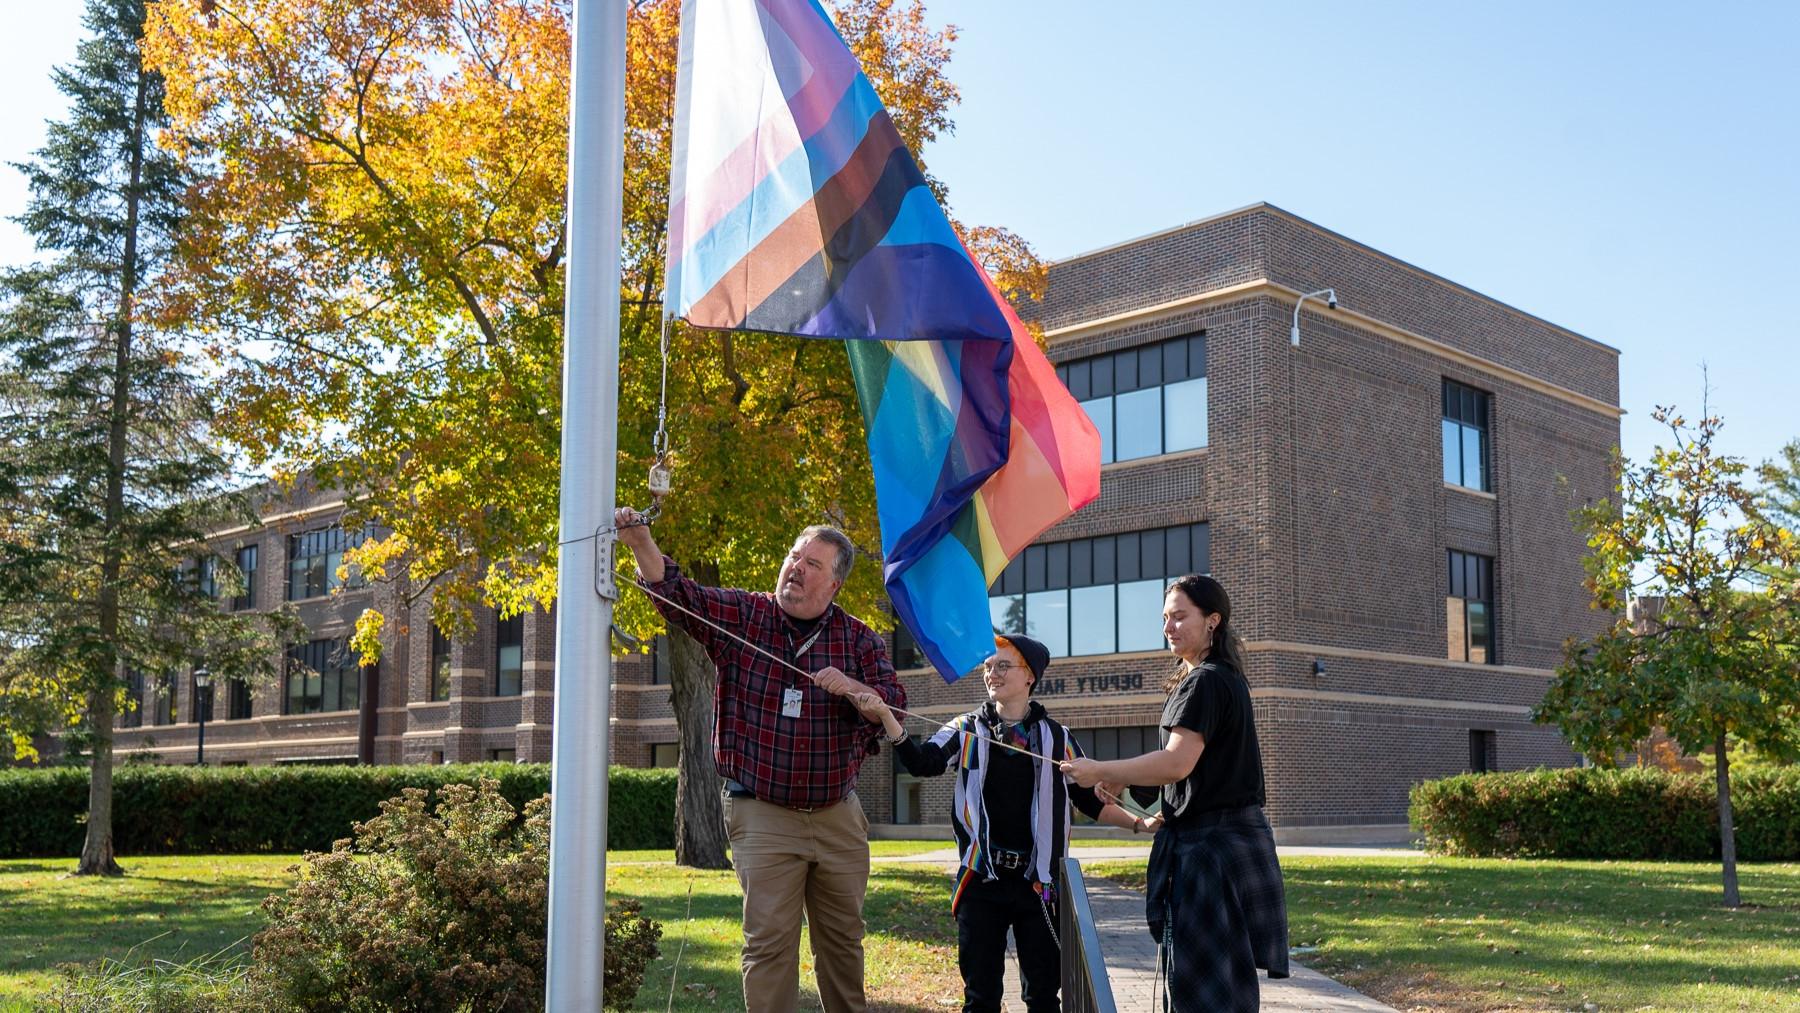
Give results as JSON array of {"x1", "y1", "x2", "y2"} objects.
[{"x1": 724, "y1": 791, "x2": 871, "y2": 1013}]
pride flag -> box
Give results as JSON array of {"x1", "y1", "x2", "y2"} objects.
[{"x1": 665, "y1": 0, "x2": 1100, "y2": 679}]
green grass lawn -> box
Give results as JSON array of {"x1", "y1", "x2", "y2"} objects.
[
  {"x1": 0, "y1": 854, "x2": 299, "y2": 1009},
  {"x1": 0, "y1": 852, "x2": 967, "y2": 1012},
  {"x1": 13, "y1": 850, "x2": 1796, "y2": 1011},
  {"x1": 1088, "y1": 854, "x2": 1800, "y2": 1012}
]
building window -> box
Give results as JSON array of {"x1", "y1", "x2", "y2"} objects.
[
  {"x1": 151, "y1": 672, "x2": 174, "y2": 726},
  {"x1": 489, "y1": 748, "x2": 517, "y2": 763},
  {"x1": 121, "y1": 671, "x2": 145, "y2": 728},
  {"x1": 651, "y1": 742, "x2": 680, "y2": 768},
  {"x1": 223, "y1": 676, "x2": 252, "y2": 721},
  {"x1": 1469, "y1": 729, "x2": 1497, "y2": 773},
  {"x1": 894, "y1": 737, "x2": 926, "y2": 824},
  {"x1": 496, "y1": 614, "x2": 523, "y2": 697},
  {"x1": 1072, "y1": 726, "x2": 1160, "y2": 823},
  {"x1": 651, "y1": 634, "x2": 671, "y2": 685},
  {"x1": 892, "y1": 625, "x2": 924, "y2": 670},
  {"x1": 430, "y1": 624, "x2": 453, "y2": 702},
  {"x1": 193, "y1": 556, "x2": 221, "y2": 601},
  {"x1": 286, "y1": 523, "x2": 368, "y2": 601},
  {"x1": 285, "y1": 638, "x2": 362, "y2": 714},
  {"x1": 230, "y1": 544, "x2": 258, "y2": 611},
  {"x1": 1080, "y1": 725, "x2": 1160, "y2": 763},
  {"x1": 989, "y1": 524, "x2": 1209, "y2": 662},
  {"x1": 1058, "y1": 334, "x2": 1207, "y2": 465},
  {"x1": 1447, "y1": 550, "x2": 1495, "y2": 664},
  {"x1": 1442, "y1": 379, "x2": 1491, "y2": 492}
]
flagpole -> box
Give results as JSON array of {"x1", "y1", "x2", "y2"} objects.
[{"x1": 546, "y1": 0, "x2": 626, "y2": 1007}]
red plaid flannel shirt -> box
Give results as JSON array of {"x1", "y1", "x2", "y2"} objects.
[{"x1": 642, "y1": 556, "x2": 906, "y2": 810}]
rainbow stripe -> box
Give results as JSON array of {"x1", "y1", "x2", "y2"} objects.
[{"x1": 667, "y1": 0, "x2": 1100, "y2": 679}]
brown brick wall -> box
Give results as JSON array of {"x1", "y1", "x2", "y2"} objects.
[{"x1": 95, "y1": 205, "x2": 1620, "y2": 833}]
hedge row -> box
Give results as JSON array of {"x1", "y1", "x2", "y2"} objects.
[
  {"x1": 1409, "y1": 765, "x2": 1800, "y2": 861},
  {"x1": 0, "y1": 763, "x2": 678, "y2": 857}
]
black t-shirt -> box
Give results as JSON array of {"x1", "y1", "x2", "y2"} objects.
[{"x1": 1160, "y1": 661, "x2": 1266, "y2": 823}]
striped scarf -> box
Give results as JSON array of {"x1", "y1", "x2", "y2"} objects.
[{"x1": 933, "y1": 700, "x2": 1085, "y2": 912}]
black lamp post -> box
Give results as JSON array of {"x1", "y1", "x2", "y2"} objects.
[{"x1": 193, "y1": 666, "x2": 212, "y2": 766}]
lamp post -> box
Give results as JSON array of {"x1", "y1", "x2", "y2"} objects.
[{"x1": 192, "y1": 666, "x2": 211, "y2": 766}]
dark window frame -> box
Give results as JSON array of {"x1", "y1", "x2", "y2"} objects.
[
  {"x1": 1057, "y1": 333, "x2": 1208, "y2": 466},
  {"x1": 1469, "y1": 729, "x2": 1497, "y2": 773},
  {"x1": 284, "y1": 638, "x2": 363, "y2": 714},
  {"x1": 230, "y1": 544, "x2": 258, "y2": 611},
  {"x1": 151, "y1": 672, "x2": 174, "y2": 726},
  {"x1": 1446, "y1": 549, "x2": 1496, "y2": 664},
  {"x1": 495, "y1": 614, "x2": 524, "y2": 697},
  {"x1": 285, "y1": 523, "x2": 369, "y2": 601},
  {"x1": 990, "y1": 523, "x2": 1209, "y2": 659},
  {"x1": 1441, "y1": 379, "x2": 1492, "y2": 492},
  {"x1": 223, "y1": 676, "x2": 252, "y2": 721},
  {"x1": 121, "y1": 671, "x2": 145, "y2": 728},
  {"x1": 429, "y1": 624, "x2": 453, "y2": 702},
  {"x1": 650, "y1": 634, "x2": 673, "y2": 684}
]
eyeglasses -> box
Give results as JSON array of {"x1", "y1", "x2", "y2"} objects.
[{"x1": 982, "y1": 660, "x2": 1016, "y2": 674}]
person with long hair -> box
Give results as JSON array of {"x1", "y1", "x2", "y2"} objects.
[{"x1": 1059, "y1": 574, "x2": 1288, "y2": 1012}]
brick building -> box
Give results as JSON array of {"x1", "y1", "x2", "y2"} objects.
[{"x1": 109, "y1": 203, "x2": 1620, "y2": 837}]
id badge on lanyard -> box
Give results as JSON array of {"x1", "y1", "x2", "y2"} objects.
[{"x1": 783, "y1": 627, "x2": 825, "y2": 719}]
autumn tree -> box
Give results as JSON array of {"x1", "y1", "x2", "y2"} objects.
[
  {"x1": 0, "y1": 0, "x2": 298, "y2": 875},
  {"x1": 144, "y1": 0, "x2": 1042, "y2": 868},
  {"x1": 1536, "y1": 407, "x2": 1800, "y2": 907},
  {"x1": 1761, "y1": 439, "x2": 1800, "y2": 579}
]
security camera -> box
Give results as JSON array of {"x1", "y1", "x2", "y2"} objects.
[{"x1": 1327, "y1": 297, "x2": 1337, "y2": 310}]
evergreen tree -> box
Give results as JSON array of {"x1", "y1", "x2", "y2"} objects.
[{"x1": 0, "y1": 0, "x2": 296, "y2": 876}]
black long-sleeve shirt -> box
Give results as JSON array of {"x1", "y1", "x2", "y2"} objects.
[{"x1": 896, "y1": 723, "x2": 1105, "y2": 849}]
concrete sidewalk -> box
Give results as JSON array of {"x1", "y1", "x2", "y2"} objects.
[
  {"x1": 1014, "y1": 876, "x2": 1399, "y2": 1012},
  {"x1": 963, "y1": 853, "x2": 1403, "y2": 1012},
  {"x1": 873, "y1": 843, "x2": 1419, "y2": 865}
]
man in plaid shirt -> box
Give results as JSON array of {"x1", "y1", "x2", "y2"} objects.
[{"x1": 615, "y1": 508, "x2": 906, "y2": 1013}]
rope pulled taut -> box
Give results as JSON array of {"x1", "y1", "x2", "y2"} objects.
[{"x1": 609, "y1": 560, "x2": 1162, "y2": 818}]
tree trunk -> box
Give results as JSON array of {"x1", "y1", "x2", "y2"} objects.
[
  {"x1": 669, "y1": 626, "x2": 729, "y2": 868},
  {"x1": 668, "y1": 563, "x2": 729, "y2": 869},
  {"x1": 357, "y1": 663, "x2": 379, "y2": 765},
  {"x1": 78, "y1": 675, "x2": 123, "y2": 876},
  {"x1": 79, "y1": 63, "x2": 148, "y2": 878},
  {"x1": 1715, "y1": 729, "x2": 1740, "y2": 908}
]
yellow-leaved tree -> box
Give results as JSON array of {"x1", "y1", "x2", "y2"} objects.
[{"x1": 144, "y1": 0, "x2": 1043, "y2": 867}]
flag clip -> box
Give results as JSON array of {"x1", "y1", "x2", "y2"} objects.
[{"x1": 593, "y1": 528, "x2": 618, "y2": 602}]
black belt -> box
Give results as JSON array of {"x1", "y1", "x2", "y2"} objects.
[
  {"x1": 722, "y1": 779, "x2": 828, "y2": 814},
  {"x1": 990, "y1": 847, "x2": 1031, "y2": 871}
]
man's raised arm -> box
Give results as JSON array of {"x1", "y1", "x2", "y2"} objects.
[{"x1": 613, "y1": 507, "x2": 665, "y2": 582}]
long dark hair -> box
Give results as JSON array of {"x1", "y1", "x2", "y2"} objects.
[{"x1": 1161, "y1": 574, "x2": 1245, "y2": 693}]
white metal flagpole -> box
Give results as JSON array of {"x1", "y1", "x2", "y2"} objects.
[{"x1": 546, "y1": 0, "x2": 626, "y2": 1007}]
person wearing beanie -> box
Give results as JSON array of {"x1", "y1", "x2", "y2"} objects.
[
  {"x1": 853, "y1": 635, "x2": 1146, "y2": 1013},
  {"x1": 1060, "y1": 574, "x2": 1288, "y2": 1013}
]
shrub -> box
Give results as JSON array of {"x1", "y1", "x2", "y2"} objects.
[
  {"x1": 254, "y1": 778, "x2": 660, "y2": 1012},
  {"x1": 1409, "y1": 765, "x2": 1800, "y2": 860},
  {"x1": 0, "y1": 763, "x2": 678, "y2": 857}
]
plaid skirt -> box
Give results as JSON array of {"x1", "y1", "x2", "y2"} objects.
[{"x1": 1146, "y1": 806, "x2": 1289, "y2": 1013}]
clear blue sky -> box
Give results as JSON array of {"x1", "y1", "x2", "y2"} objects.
[{"x1": 4, "y1": 1, "x2": 1796, "y2": 473}]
